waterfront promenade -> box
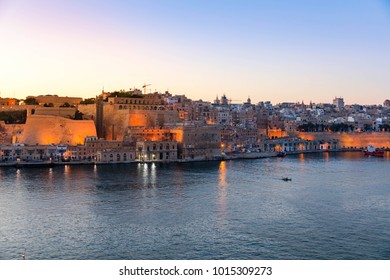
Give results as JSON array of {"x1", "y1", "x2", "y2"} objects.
[{"x1": 0, "y1": 148, "x2": 380, "y2": 168}]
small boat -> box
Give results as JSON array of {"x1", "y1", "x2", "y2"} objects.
[
  {"x1": 277, "y1": 151, "x2": 287, "y2": 157},
  {"x1": 364, "y1": 145, "x2": 384, "y2": 157},
  {"x1": 282, "y1": 177, "x2": 292, "y2": 181}
]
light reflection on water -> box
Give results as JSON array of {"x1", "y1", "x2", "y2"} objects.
[{"x1": 0, "y1": 152, "x2": 389, "y2": 260}]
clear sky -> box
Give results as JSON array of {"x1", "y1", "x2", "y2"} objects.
[{"x1": 1, "y1": 0, "x2": 389, "y2": 104}]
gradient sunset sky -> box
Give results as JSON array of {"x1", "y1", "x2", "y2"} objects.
[{"x1": 1, "y1": 0, "x2": 389, "y2": 104}]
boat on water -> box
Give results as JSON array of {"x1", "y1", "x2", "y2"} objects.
[
  {"x1": 282, "y1": 177, "x2": 292, "y2": 181},
  {"x1": 277, "y1": 151, "x2": 287, "y2": 157},
  {"x1": 364, "y1": 145, "x2": 384, "y2": 157}
]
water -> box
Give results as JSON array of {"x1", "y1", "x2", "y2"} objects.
[{"x1": 0, "y1": 152, "x2": 389, "y2": 260}]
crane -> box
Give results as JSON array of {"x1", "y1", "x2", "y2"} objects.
[{"x1": 142, "y1": 83, "x2": 151, "y2": 94}]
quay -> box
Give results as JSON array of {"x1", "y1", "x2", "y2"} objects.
[{"x1": 0, "y1": 148, "x2": 382, "y2": 168}]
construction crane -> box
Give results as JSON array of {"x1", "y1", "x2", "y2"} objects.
[{"x1": 142, "y1": 83, "x2": 151, "y2": 94}]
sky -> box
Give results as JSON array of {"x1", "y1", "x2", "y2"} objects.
[{"x1": 0, "y1": 0, "x2": 390, "y2": 105}]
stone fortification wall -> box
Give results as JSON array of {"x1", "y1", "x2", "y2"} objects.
[
  {"x1": 128, "y1": 110, "x2": 179, "y2": 127},
  {"x1": 27, "y1": 95, "x2": 82, "y2": 106},
  {"x1": 0, "y1": 105, "x2": 38, "y2": 112},
  {"x1": 33, "y1": 107, "x2": 76, "y2": 118},
  {"x1": 103, "y1": 105, "x2": 129, "y2": 140},
  {"x1": 0, "y1": 121, "x2": 24, "y2": 144},
  {"x1": 102, "y1": 105, "x2": 180, "y2": 141},
  {"x1": 21, "y1": 115, "x2": 96, "y2": 145},
  {"x1": 293, "y1": 132, "x2": 390, "y2": 148},
  {"x1": 77, "y1": 104, "x2": 96, "y2": 120}
]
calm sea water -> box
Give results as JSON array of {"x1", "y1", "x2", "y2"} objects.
[{"x1": 0, "y1": 152, "x2": 389, "y2": 260}]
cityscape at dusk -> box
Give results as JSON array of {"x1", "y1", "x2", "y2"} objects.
[
  {"x1": 1, "y1": 1, "x2": 390, "y2": 278},
  {"x1": 1, "y1": 0, "x2": 390, "y2": 104}
]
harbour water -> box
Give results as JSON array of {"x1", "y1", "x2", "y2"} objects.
[{"x1": 0, "y1": 152, "x2": 389, "y2": 259}]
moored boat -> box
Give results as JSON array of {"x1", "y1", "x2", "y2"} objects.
[{"x1": 364, "y1": 145, "x2": 384, "y2": 157}]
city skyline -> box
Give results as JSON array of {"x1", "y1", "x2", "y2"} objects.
[{"x1": 1, "y1": 0, "x2": 390, "y2": 104}]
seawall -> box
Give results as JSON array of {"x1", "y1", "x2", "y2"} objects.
[{"x1": 292, "y1": 132, "x2": 390, "y2": 148}]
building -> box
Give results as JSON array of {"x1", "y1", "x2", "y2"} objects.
[
  {"x1": 96, "y1": 149, "x2": 136, "y2": 163},
  {"x1": 260, "y1": 137, "x2": 339, "y2": 152},
  {"x1": 333, "y1": 97, "x2": 344, "y2": 109},
  {"x1": 66, "y1": 136, "x2": 134, "y2": 161},
  {"x1": 0, "y1": 98, "x2": 18, "y2": 106},
  {"x1": 0, "y1": 144, "x2": 63, "y2": 162},
  {"x1": 136, "y1": 140, "x2": 177, "y2": 161},
  {"x1": 170, "y1": 125, "x2": 221, "y2": 160},
  {"x1": 126, "y1": 124, "x2": 221, "y2": 160}
]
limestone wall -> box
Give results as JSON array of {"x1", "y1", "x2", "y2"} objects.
[
  {"x1": 0, "y1": 122, "x2": 24, "y2": 144},
  {"x1": 21, "y1": 115, "x2": 96, "y2": 145},
  {"x1": 33, "y1": 107, "x2": 76, "y2": 118},
  {"x1": 77, "y1": 104, "x2": 96, "y2": 120},
  {"x1": 128, "y1": 110, "x2": 179, "y2": 127},
  {"x1": 102, "y1": 105, "x2": 180, "y2": 141},
  {"x1": 0, "y1": 105, "x2": 38, "y2": 112},
  {"x1": 103, "y1": 105, "x2": 129, "y2": 140},
  {"x1": 293, "y1": 132, "x2": 390, "y2": 148}
]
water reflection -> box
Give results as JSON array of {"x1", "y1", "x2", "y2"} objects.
[
  {"x1": 136, "y1": 163, "x2": 157, "y2": 188},
  {"x1": 218, "y1": 161, "x2": 227, "y2": 188},
  {"x1": 16, "y1": 168, "x2": 21, "y2": 182},
  {"x1": 64, "y1": 165, "x2": 71, "y2": 178},
  {"x1": 324, "y1": 152, "x2": 330, "y2": 161},
  {"x1": 217, "y1": 161, "x2": 228, "y2": 227},
  {"x1": 150, "y1": 163, "x2": 156, "y2": 187},
  {"x1": 47, "y1": 167, "x2": 53, "y2": 185}
]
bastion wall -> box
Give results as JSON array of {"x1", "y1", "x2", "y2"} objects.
[
  {"x1": 20, "y1": 115, "x2": 96, "y2": 145},
  {"x1": 293, "y1": 132, "x2": 390, "y2": 148}
]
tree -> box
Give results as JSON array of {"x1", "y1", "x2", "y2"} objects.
[
  {"x1": 24, "y1": 97, "x2": 39, "y2": 105},
  {"x1": 74, "y1": 110, "x2": 84, "y2": 120},
  {"x1": 0, "y1": 110, "x2": 27, "y2": 124},
  {"x1": 60, "y1": 102, "x2": 72, "y2": 107},
  {"x1": 80, "y1": 98, "x2": 95, "y2": 105}
]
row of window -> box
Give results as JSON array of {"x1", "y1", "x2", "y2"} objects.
[{"x1": 142, "y1": 144, "x2": 176, "y2": 151}]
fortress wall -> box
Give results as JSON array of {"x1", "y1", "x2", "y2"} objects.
[
  {"x1": 128, "y1": 110, "x2": 179, "y2": 127},
  {"x1": 0, "y1": 122, "x2": 25, "y2": 144},
  {"x1": 102, "y1": 105, "x2": 129, "y2": 140},
  {"x1": 77, "y1": 104, "x2": 96, "y2": 120},
  {"x1": 293, "y1": 132, "x2": 390, "y2": 148},
  {"x1": 0, "y1": 105, "x2": 38, "y2": 111},
  {"x1": 33, "y1": 107, "x2": 76, "y2": 118},
  {"x1": 21, "y1": 115, "x2": 96, "y2": 145},
  {"x1": 102, "y1": 106, "x2": 180, "y2": 141}
]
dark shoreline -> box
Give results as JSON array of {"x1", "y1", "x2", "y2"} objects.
[{"x1": 1, "y1": 148, "x2": 383, "y2": 169}]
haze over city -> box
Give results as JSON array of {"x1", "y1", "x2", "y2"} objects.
[{"x1": 1, "y1": 0, "x2": 389, "y2": 104}]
